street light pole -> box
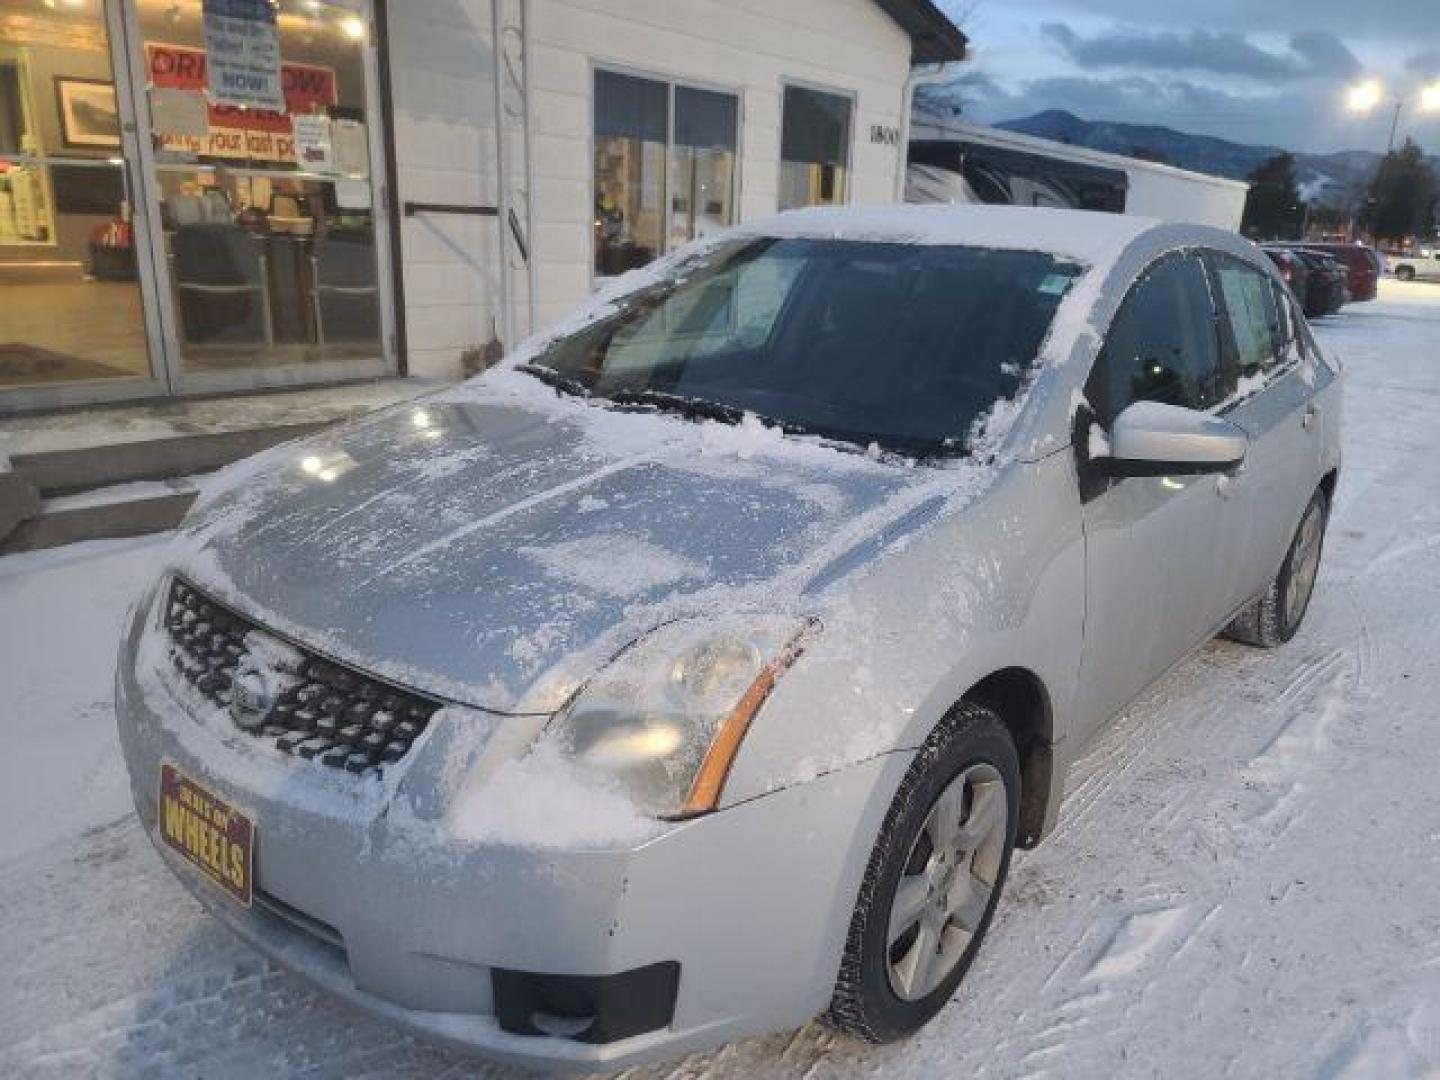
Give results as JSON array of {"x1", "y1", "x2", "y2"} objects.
[{"x1": 1387, "y1": 97, "x2": 1403, "y2": 153}]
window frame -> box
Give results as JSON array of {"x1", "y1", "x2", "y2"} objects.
[
  {"x1": 1084, "y1": 250, "x2": 1234, "y2": 429},
  {"x1": 776, "y1": 77, "x2": 856, "y2": 212},
  {"x1": 589, "y1": 61, "x2": 744, "y2": 288}
]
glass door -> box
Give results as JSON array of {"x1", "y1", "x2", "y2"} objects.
[
  {"x1": 124, "y1": 0, "x2": 395, "y2": 394},
  {"x1": 0, "y1": 0, "x2": 167, "y2": 410}
]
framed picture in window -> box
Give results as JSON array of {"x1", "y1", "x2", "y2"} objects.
[{"x1": 55, "y1": 77, "x2": 121, "y2": 150}]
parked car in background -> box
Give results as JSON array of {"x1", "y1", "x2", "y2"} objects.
[
  {"x1": 1262, "y1": 247, "x2": 1311, "y2": 311},
  {"x1": 115, "y1": 207, "x2": 1342, "y2": 1071},
  {"x1": 1391, "y1": 249, "x2": 1440, "y2": 282},
  {"x1": 1290, "y1": 250, "x2": 1349, "y2": 317},
  {"x1": 1298, "y1": 242, "x2": 1380, "y2": 301}
]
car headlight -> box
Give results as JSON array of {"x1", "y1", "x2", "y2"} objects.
[{"x1": 552, "y1": 616, "x2": 817, "y2": 819}]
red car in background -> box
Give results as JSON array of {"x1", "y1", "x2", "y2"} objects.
[
  {"x1": 1290, "y1": 250, "x2": 1350, "y2": 316},
  {"x1": 1262, "y1": 246, "x2": 1310, "y2": 303},
  {"x1": 1298, "y1": 242, "x2": 1380, "y2": 301}
]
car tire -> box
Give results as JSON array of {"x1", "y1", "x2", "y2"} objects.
[
  {"x1": 1224, "y1": 486, "x2": 1330, "y2": 648},
  {"x1": 825, "y1": 701, "x2": 1020, "y2": 1043},
  {"x1": 1396, "y1": 266, "x2": 1415, "y2": 282}
]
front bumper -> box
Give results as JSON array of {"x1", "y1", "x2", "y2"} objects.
[{"x1": 115, "y1": 599, "x2": 907, "y2": 1070}]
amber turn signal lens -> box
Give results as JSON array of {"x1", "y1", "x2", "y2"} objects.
[{"x1": 681, "y1": 626, "x2": 815, "y2": 815}]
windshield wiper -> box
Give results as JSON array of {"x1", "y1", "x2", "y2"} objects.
[
  {"x1": 517, "y1": 363, "x2": 591, "y2": 399},
  {"x1": 607, "y1": 391, "x2": 933, "y2": 459},
  {"x1": 607, "y1": 388, "x2": 746, "y2": 425}
]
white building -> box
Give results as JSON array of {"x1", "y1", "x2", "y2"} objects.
[{"x1": 0, "y1": 0, "x2": 965, "y2": 413}]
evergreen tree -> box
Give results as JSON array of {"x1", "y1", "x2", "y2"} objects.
[
  {"x1": 1241, "y1": 153, "x2": 1305, "y2": 239},
  {"x1": 1360, "y1": 139, "x2": 1438, "y2": 242}
]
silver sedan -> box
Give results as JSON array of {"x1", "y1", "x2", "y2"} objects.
[{"x1": 115, "y1": 205, "x2": 1342, "y2": 1070}]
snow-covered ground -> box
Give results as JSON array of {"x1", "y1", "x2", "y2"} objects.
[{"x1": 2, "y1": 280, "x2": 1439, "y2": 1079}]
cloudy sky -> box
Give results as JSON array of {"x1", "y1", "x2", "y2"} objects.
[{"x1": 934, "y1": 0, "x2": 1440, "y2": 154}]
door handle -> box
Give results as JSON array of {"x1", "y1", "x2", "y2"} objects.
[
  {"x1": 1302, "y1": 403, "x2": 1320, "y2": 431},
  {"x1": 1215, "y1": 460, "x2": 1246, "y2": 498}
]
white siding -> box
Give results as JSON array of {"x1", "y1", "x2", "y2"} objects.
[
  {"x1": 386, "y1": 1, "x2": 504, "y2": 378},
  {"x1": 387, "y1": 0, "x2": 914, "y2": 372},
  {"x1": 527, "y1": 0, "x2": 912, "y2": 327}
]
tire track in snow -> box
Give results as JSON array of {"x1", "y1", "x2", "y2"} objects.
[{"x1": 962, "y1": 583, "x2": 1372, "y2": 1077}]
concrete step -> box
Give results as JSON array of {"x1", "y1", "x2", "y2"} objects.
[
  {"x1": 0, "y1": 378, "x2": 437, "y2": 555},
  {"x1": 0, "y1": 467, "x2": 41, "y2": 541},
  {"x1": 1, "y1": 488, "x2": 198, "y2": 554},
  {"x1": 9, "y1": 421, "x2": 327, "y2": 497},
  {"x1": 0, "y1": 421, "x2": 330, "y2": 553}
]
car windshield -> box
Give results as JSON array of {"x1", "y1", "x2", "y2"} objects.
[{"x1": 522, "y1": 238, "x2": 1085, "y2": 457}]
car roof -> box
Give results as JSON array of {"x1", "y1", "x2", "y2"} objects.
[
  {"x1": 735, "y1": 204, "x2": 1170, "y2": 270},
  {"x1": 1301, "y1": 241, "x2": 1374, "y2": 251}
]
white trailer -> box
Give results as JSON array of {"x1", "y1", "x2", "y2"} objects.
[{"x1": 906, "y1": 118, "x2": 1250, "y2": 231}]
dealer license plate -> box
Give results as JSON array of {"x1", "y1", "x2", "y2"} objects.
[{"x1": 158, "y1": 761, "x2": 254, "y2": 907}]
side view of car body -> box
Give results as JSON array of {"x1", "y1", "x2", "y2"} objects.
[
  {"x1": 1391, "y1": 249, "x2": 1440, "y2": 282},
  {"x1": 115, "y1": 206, "x2": 1342, "y2": 1071},
  {"x1": 1262, "y1": 245, "x2": 1311, "y2": 312},
  {"x1": 1291, "y1": 249, "x2": 1350, "y2": 316},
  {"x1": 1298, "y1": 241, "x2": 1380, "y2": 301}
]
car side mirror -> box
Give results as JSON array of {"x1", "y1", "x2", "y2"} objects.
[{"x1": 1094, "y1": 400, "x2": 1247, "y2": 477}]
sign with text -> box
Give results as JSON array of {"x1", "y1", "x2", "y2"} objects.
[
  {"x1": 147, "y1": 42, "x2": 336, "y2": 163},
  {"x1": 869, "y1": 124, "x2": 901, "y2": 147},
  {"x1": 202, "y1": 0, "x2": 284, "y2": 110},
  {"x1": 293, "y1": 113, "x2": 334, "y2": 173},
  {"x1": 158, "y1": 761, "x2": 253, "y2": 907}
]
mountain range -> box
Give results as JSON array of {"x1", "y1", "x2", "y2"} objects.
[{"x1": 991, "y1": 109, "x2": 1435, "y2": 205}]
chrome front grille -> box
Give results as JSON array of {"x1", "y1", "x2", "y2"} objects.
[{"x1": 163, "y1": 578, "x2": 443, "y2": 777}]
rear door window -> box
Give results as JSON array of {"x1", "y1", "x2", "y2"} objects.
[
  {"x1": 1268, "y1": 277, "x2": 1306, "y2": 365},
  {"x1": 1211, "y1": 254, "x2": 1284, "y2": 378},
  {"x1": 1086, "y1": 253, "x2": 1229, "y2": 425}
]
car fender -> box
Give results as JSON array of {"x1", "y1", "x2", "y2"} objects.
[{"x1": 722, "y1": 451, "x2": 1084, "y2": 844}]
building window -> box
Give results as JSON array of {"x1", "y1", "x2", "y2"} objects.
[
  {"x1": 779, "y1": 85, "x2": 852, "y2": 211},
  {"x1": 668, "y1": 86, "x2": 738, "y2": 252},
  {"x1": 594, "y1": 70, "x2": 668, "y2": 277},
  {"x1": 593, "y1": 69, "x2": 738, "y2": 278},
  {"x1": 140, "y1": 0, "x2": 390, "y2": 374}
]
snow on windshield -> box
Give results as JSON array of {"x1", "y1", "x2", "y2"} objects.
[{"x1": 518, "y1": 237, "x2": 1086, "y2": 458}]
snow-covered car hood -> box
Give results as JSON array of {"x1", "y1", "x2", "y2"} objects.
[{"x1": 168, "y1": 374, "x2": 960, "y2": 714}]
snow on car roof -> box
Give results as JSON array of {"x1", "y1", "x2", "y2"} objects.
[{"x1": 734, "y1": 204, "x2": 1160, "y2": 268}]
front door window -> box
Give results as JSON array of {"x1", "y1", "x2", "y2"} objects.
[{"x1": 1085, "y1": 253, "x2": 1232, "y2": 425}]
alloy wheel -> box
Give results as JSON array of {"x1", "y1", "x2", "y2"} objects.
[
  {"x1": 886, "y1": 763, "x2": 1008, "y2": 1002},
  {"x1": 1285, "y1": 501, "x2": 1325, "y2": 630}
]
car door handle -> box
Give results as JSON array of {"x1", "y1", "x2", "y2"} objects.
[
  {"x1": 1302, "y1": 404, "x2": 1320, "y2": 431},
  {"x1": 1215, "y1": 461, "x2": 1246, "y2": 498}
]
